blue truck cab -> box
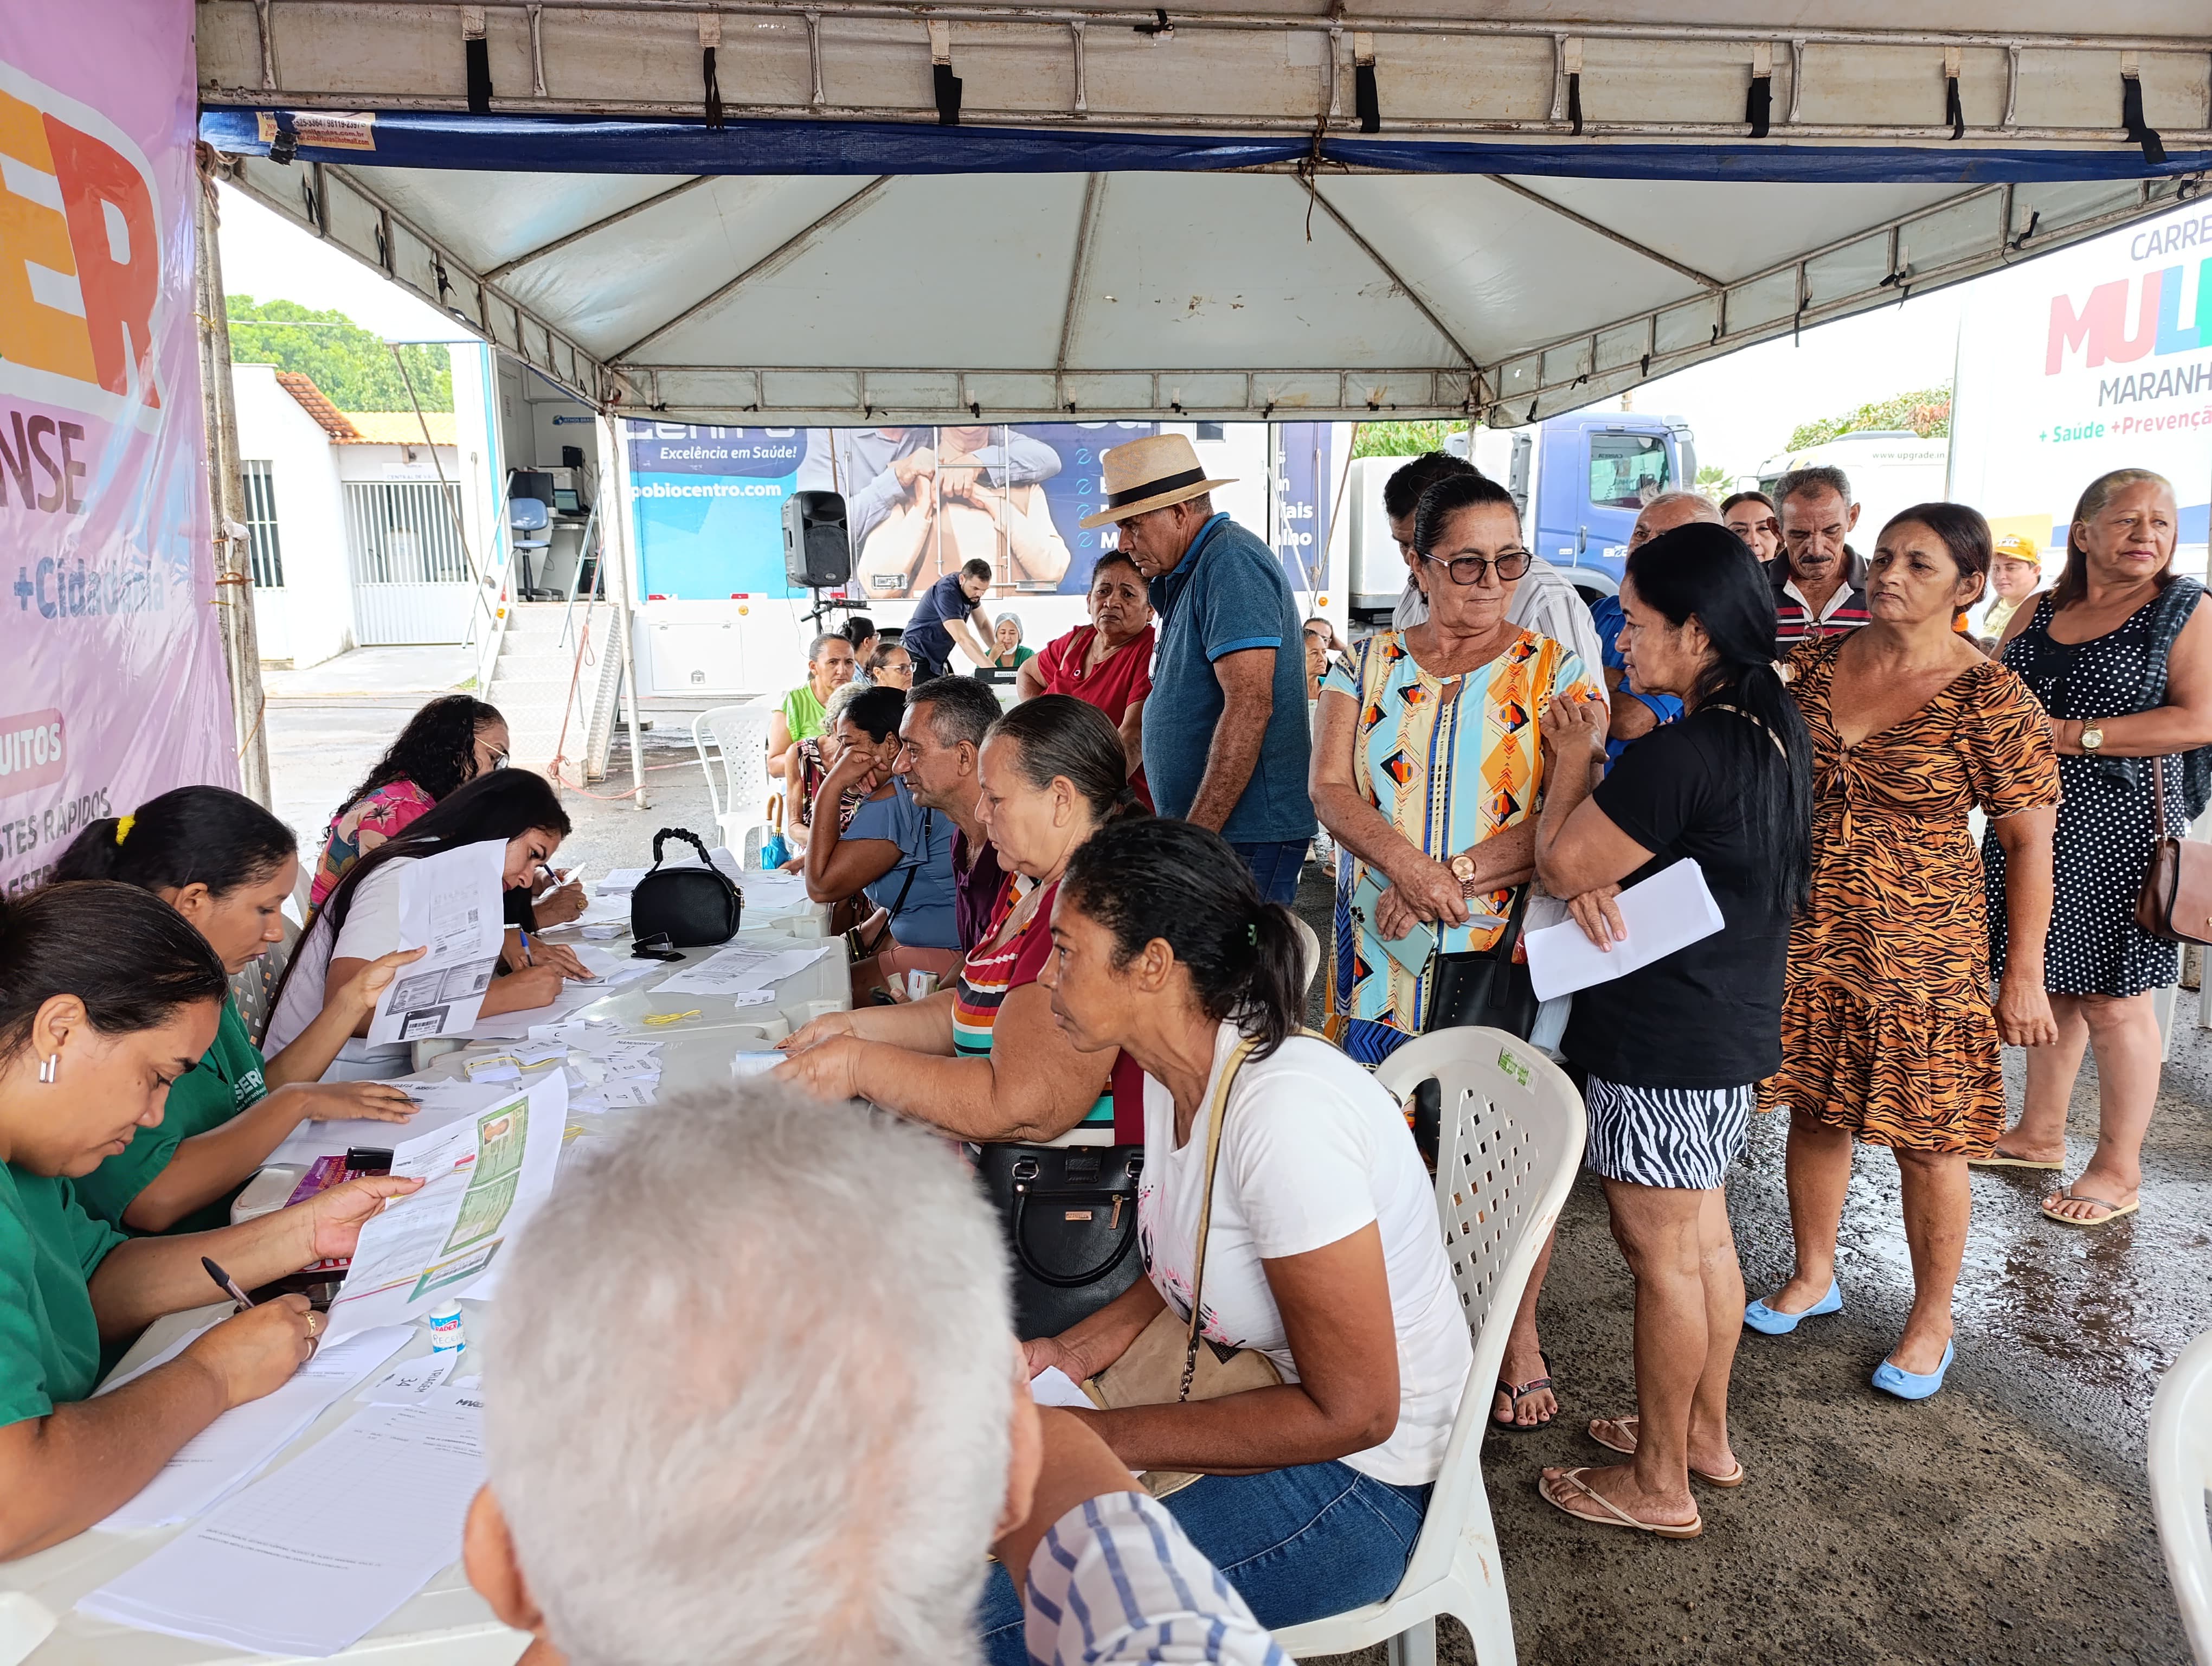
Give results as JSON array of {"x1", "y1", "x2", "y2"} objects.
[{"x1": 1505, "y1": 413, "x2": 1697, "y2": 600}]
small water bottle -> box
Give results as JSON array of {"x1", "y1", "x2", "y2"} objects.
[{"x1": 427, "y1": 1299, "x2": 466, "y2": 1353}]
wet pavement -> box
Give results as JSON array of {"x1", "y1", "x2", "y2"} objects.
[
  {"x1": 1290, "y1": 866, "x2": 2211, "y2": 1666},
  {"x1": 266, "y1": 686, "x2": 2208, "y2": 1664}
]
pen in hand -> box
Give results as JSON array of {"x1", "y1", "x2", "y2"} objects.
[
  {"x1": 202, "y1": 1256, "x2": 255, "y2": 1310},
  {"x1": 516, "y1": 927, "x2": 535, "y2": 968}
]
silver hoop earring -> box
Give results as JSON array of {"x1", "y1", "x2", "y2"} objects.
[{"x1": 37, "y1": 1054, "x2": 58, "y2": 1085}]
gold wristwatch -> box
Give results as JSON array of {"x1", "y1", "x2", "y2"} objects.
[
  {"x1": 1448, "y1": 853, "x2": 1480, "y2": 898},
  {"x1": 2079, "y1": 722, "x2": 2105, "y2": 753}
]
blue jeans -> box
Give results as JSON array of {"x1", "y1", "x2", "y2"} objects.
[
  {"x1": 976, "y1": 1463, "x2": 1429, "y2": 1664},
  {"x1": 1230, "y1": 838, "x2": 1307, "y2": 907}
]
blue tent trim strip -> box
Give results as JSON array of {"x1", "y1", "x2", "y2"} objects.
[{"x1": 198, "y1": 107, "x2": 2212, "y2": 184}]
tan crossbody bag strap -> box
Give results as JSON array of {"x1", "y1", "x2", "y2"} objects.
[{"x1": 1176, "y1": 1036, "x2": 1259, "y2": 1402}]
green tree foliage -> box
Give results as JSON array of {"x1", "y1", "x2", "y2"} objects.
[
  {"x1": 1785, "y1": 386, "x2": 1951, "y2": 452},
  {"x1": 1351, "y1": 420, "x2": 1467, "y2": 459},
  {"x1": 1695, "y1": 463, "x2": 1731, "y2": 498},
  {"x1": 224, "y1": 296, "x2": 453, "y2": 411}
]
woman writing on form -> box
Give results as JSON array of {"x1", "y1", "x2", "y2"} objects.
[
  {"x1": 53, "y1": 788, "x2": 426, "y2": 1233},
  {"x1": 267, "y1": 772, "x2": 588, "y2": 1080},
  {"x1": 0, "y1": 882, "x2": 421, "y2": 1560}
]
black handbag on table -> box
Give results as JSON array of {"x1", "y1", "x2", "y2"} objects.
[
  {"x1": 975, "y1": 1142, "x2": 1147, "y2": 1341},
  {"x1": 629, "y1": 828, "x2": 743, "y2": 947}
]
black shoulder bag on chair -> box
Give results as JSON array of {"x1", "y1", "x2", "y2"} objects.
[
  {"x1": 629, "y1": 828, "x2": 743, "y2": 946},
  {"x1": 1406, "y1": 885, "x2": 1540, "y2": 1168}
]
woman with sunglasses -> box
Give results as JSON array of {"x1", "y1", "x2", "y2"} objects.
[{"x1": 1310, "y1": 470, "x2": 1605, "y2": 1431}]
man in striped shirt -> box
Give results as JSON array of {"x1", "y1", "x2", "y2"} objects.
[
  {"x1": 1771, "y1": 464, "x2": 1870, "y2": 652},
  {"x1": 462, "y1": 1084, "x2": 1280, "y2": 1666}
]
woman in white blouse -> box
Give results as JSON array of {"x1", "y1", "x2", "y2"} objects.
[{"x1": 971, "y1": 817, "x2": 1470, "y2": 1663}]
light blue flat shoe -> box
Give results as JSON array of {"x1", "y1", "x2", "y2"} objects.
[
  {"x1": 1872, "y1": 1340, "x2": 1955, "y2": 1401},
  {"x1": 1742, "y1": 1279, "x2": 1842, "y2": 1336}
]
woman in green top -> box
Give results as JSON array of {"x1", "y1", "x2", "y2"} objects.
[
  {"x1": 0, "y1": 881, "x2": 421, "y2": 1560},
  {"x1": 53, "y1": 787, "x2": 422, "y2": 1234},
  {"x1": 986, "y1": 612, "x2": 1035, "y2": 672}
]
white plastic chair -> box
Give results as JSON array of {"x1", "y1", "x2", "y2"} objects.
[
  {"x1": 1274, "y1": 1027, "x2": 1587, "y2": 1666},
  {"x1": 2151, "y1": 1328, "x2": 2212, "y2": 1664},
  {"x1": 693, "y1": 704, "x2": 777, "y2": 856},
  {"x1": 1292, "y1": 915, "x2": 1322, "y2": 996}
]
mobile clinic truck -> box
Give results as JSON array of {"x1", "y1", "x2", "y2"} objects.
[
  {"x1": 1341, "y1": 412, "x2": 1699, "y2": 619},
  {"x1": 1947, "y1": 198, "x2": 2212, "y2": 576}
]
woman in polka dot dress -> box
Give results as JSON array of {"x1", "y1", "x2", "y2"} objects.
[{"x1": 1982, "y1": 469, "x2": 2212, "y2": 1227}]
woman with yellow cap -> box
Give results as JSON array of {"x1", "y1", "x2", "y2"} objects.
[{"x1": 1976, "y1": 534, "x2": 2045, "y2": 647}]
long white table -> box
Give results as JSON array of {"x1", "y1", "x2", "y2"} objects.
[{"x1": 0, "y1": 926, "x2": 850, "y2": 1666}]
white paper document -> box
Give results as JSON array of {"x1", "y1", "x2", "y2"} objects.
[
  {"x1": 269, "y1": 1077, "x2": 511, "y2": 1168},
  {"x1": 358, "y1": 1350, "x2": 460, "y2": 1405},
  {"x1": 80, "y1": 1396, "x2": 487, "y2": 1658},
  {"x1": 1030, "y1": 1367, "x2": 1096, "y2": 1409},
  {"x1": 323, "y1": 1072, "x2": 565, "y2": 1343},
  {"x1": 99, "y1": 1328, "x2": 411, "y2": 1530},
  {"x1": 730, "y1": 1051, "x2": 781, "y2": 1078},
  {"x1": 1523, "y1": 859, "x2": 1726, "y2": 1002},
  {"x1": 570, "y1": 944, "x2": 655, "y2": 990},
  {"x1": 649, "y1": 941, "x2": 834, "y2": 999},
  {"x1": 366, "y1": 841, "x2": 507, "y2": 1046},
  {"x1": 734, "y1": 868, "x2": 812, "y2": 911}
]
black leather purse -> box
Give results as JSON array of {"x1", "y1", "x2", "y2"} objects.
[
  {"x1": 1424, "y1": 882, "x2": 1540, "y2": 1039},
  {"x1": 629, "y1": 828, "x2": 743, "y2": 947},
  {"x1": 975, "y1": 1142, "x2": 1146, "y2": 1341}
]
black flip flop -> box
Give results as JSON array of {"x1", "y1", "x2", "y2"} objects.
[{"x1": 1491, "y1": 1350, "x2": 1556, "y2": 1433}]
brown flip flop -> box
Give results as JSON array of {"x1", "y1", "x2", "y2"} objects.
[
  {"x1": 1586, "y1": 1414, "x2": 1745, "y2": 1486},
  {"x1": 1537, "y1": 1467, "x2": 1703, "y2": 1539}
]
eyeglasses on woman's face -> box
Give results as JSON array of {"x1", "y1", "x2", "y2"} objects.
[{"x1": 1420, "y1": 548, "x2": 1532, "y2": 587}]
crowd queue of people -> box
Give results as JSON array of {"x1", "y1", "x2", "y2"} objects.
[{"x1": 0, "y1": 423, "x2": 2201, "y2": 1658}]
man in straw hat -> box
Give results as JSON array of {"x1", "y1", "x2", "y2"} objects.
[{"x1": 1080, "y1": 433, "x2": 1314, "y2": 903}]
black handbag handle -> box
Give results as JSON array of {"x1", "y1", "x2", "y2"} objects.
[
  {"x1": 650, "y1": 827, "x2": 718, "y2": 871},
  {"x1": 1008, "y1": 1186, "x2": 1138, "y2": 1289}
]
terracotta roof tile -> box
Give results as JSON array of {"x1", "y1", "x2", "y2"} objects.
[{"x1": 273, "y1": 371, "x2": 358, "y2": 440}]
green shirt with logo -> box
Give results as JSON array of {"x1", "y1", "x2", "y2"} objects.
[{"x1": 74, "y1": 998, "x2": 268, "y2": 1234}]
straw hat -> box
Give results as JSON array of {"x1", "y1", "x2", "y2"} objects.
[
  {"x1": 1077, "y1": 433, "x2": 1236, "y2": 529},
  {"x1": 1991, "y1": 532, "x2": 2043, "y2": 571}
]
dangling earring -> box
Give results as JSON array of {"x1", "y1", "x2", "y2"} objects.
[{"x1": 37, "y1": 1054, "x2": 58, "y2": 1085}]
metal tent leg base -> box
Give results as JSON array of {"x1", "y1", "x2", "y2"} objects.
[{"x1": 1387, "y1": 1619, "x2": 1438, "y2": 1666}]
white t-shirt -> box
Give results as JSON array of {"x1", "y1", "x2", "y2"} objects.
[
  {"x1": 1137, "y1": 1024, "x2": 1472, "y2": 1486},
  {"x1": 1393, "y1": 554, "x2": 1605, "y2": 675},
  {"x1": 264, "y1": 859, "x2": 413, "y2": 1074}
]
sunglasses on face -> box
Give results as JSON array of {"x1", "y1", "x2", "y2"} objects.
[{"x1": 1420, "y1": 549, "x2": 1533, "y2": 586}]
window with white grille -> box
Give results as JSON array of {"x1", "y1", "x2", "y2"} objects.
[{"x1": 242, "y1": 460, "x2": 284, "y2": 588}]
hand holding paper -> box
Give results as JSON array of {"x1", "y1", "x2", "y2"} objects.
[{"x1": 1523, "y1": 860, "x2": 1725, "y2": 1002}]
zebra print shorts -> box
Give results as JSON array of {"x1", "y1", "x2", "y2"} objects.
[{"x1": 1584, "y1": 1077, "x2": 1755, "y2": 1190}]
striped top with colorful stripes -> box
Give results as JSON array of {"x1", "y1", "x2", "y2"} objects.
[{"x1": 955, "y1": 875, "x2": 1115, "y2": 1144}]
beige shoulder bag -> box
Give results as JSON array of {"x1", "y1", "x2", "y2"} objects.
[{"x1": 1084, "y1": 1035, "x2": 1284, "y2": 1498}]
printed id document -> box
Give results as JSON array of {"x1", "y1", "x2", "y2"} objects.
[
  {"x1": 367, "y1": 839, "x2": 508, "y2": 1045},
  {"x1": 323, "y1": 1071, "x2": 565, "y2": 1343}
]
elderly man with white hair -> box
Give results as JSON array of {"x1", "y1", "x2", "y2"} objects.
[
  {"x1": 1587, "y1": 490, "x2": 1727, "y2": 764},
  {"x1": 461, "y1": 1084, "x2": 1283, "y2": 1666}
]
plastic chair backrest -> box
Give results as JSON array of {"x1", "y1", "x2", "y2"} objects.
[
  {"x1": 692, "y1": 704, "x2": 777, "y2": 847},
  {"x1": 1372, "y1": 1027, "x2": 1586, "y2": 1598},
  {"x1": 509, "y1": 497, "x2": 550, "y2": 531},
  {"x1": 1291, "y1": 914, "x2": 1322, "y2": 996},
  {"x1": 2151, "y1": 1328, "x2": 2212, "y2": 1664}
]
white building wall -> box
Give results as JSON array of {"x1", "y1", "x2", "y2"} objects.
[{"x1": 232, "y1": 363, "x2": 353, "y2": 669}]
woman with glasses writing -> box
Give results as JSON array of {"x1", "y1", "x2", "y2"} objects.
[{"x1": 1310, "y1": 471, "x2": 1605, "y2": 1431}]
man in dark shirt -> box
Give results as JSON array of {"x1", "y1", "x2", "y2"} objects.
[
  {"x1": 903, "y1": 558, "x2": 996, "y2": 681},
  {"x1": 1771, "y1": 466, "x2": 1869, "y2": 652},
  {"x1": 896, "y1": 675, "x2": 1006, "y2": 951}
]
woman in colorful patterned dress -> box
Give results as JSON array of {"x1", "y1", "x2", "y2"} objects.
[
  {"x1": 1753, "y1": 504, "x2": 2061, "y2": 1402},
  {"x1": 774, "y1": 696, "x2": 1140, "y2": 1144},
  {"x1": 311, "y1": 695, "x2": 509, "y2": 907},
  {"x1": 1311, "y1": 468, "x2": 1604, "y2": 1431}
]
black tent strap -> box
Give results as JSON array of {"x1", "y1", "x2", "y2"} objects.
[
  {"x1": 1745, "y1": 73, "x2": 1771, "y2": 140},
  {"x1": 703, "y1": 45, "x2": 724, "y2": 130},
  {"x1": 934, "y1": 61, "x2": 963, "y2": 126},
  {"x1": 2121, "y1": 72, "x2": 2166, "y2": 166},
  {"x1": 1354, "y1": 61, "x2": 1380, "y2": 136}
]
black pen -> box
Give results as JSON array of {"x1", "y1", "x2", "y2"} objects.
[{"x1": 202, "y1": 1255, "x2": 255, "y2": 1309}]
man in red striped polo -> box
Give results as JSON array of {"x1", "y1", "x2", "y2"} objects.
[{"x1": 1771, "y1": 465, "x2": 1870, "y2": 653}]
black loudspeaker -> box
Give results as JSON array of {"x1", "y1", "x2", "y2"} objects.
[
  {"x1": 783, "y1": 491, "x2": 851, "y2": 588},
  {"x1": 560, "y1": 444, "x2": 584, "y2": 468}
]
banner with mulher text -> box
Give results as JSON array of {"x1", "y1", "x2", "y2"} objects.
[{"x1": 0, "y1": 0, "x2": 235, "y2": 894}]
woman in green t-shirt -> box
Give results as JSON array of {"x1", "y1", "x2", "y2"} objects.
[
  {"x1": 53, "y1": 788, "x2": 423, "y2": 1234},
  {"x1": 0, "y1": 881, "x2": 420, "y2": 1559}
]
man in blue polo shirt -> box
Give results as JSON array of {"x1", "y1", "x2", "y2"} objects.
[{"x1": 1079, "y1": 433, "x2": 1314, "y2": 904}]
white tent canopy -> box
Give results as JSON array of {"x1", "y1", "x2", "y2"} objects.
[{"x1": 199, "y1": 1, "x2": 2212, "y2": 422}]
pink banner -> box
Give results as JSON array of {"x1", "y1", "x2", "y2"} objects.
[{"x1": 1, "y1": 0, "x2": 236, "y2": 895}]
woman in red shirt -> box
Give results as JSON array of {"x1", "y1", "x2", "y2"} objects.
[{"x1": 1018, "y1": 550, "x2": 1156, "y2": 808}]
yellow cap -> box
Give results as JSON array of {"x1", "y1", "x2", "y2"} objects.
[{"x1": 1991, "y1": 533, "x2": 2042, "y2": 569}]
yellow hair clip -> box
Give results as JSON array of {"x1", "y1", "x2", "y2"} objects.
[{"x1": 115, "y1": 815, "x2": 135, "y2": 845}]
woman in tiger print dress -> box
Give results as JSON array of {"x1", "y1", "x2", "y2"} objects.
[{"x1": 1752, "y1": 504, "x2": 2060, "y2": 1401}]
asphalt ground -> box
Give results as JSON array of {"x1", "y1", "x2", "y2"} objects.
[{"x1": 268, "y1": 677, "x2": 2210, "y2": 1666}]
